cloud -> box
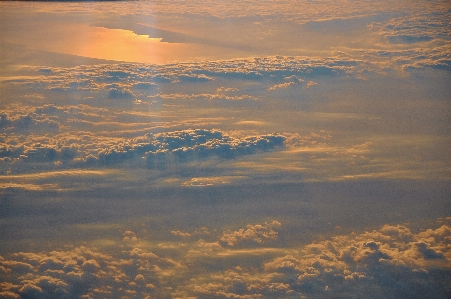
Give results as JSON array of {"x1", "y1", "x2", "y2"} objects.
[
  {"x1": 305, "y1": 80, "x2": 318, "y2": 88},
  {"x1": 147, "y1": 93, "x2": 260, "y2": 106},
  {"x1": 370, "y1": 10, "x2": 451, "y2": 44},
  {"x1": 217, "y1": 87, "x2": 239, "y2": 93},
  {"x1": 171, "y1": 230, "x2": 192, "y2": 238},
  {"x1": 220, "y1": 220, "x2": 282, "y2": 247},
  {"x1": 268, "y1": 81, "x2": 298, "y2": 91},
  {"x1": 1, "y1": 219, "x2": 449, "y2": 298},
  {"x1": 132, "y1": 82, "x2": 156, "y2": 90},
  {"x1": 1, "y1": 112, "x2": 288, "y2": 179},
  {"x1": 0, "y1": 245, "x2": 179, "y2": 298},
  {"x1": 261, "y1": 223, "x2": 451, "y2": 298},
  {"x1": 185, "y1": 220, "x2": 451, "y2": 298},
  {"x1": 1, "y1": 2, "x2": 450, "y2": 299},
  {"x1": 122, "y1": 230, "x2": 138, "y2": 242},
  {"x1": 7, "y1": 55, "x2": 368, "y2": 97},
  {"x1": 145, "y1": 130, "x2": 286, "y2": 168},
  {"x1": 177, "y1": 74, "x2": 214, "y2": 83},
  {"x1": 58, "y1": 0, "x2": 445, "y2": 28},
  {"x1": 181, "y1": 176, "x2": 246, "y2": 187},
  {"x1": 355, "y1": 45, "x2": 451, "y2": 72},
  {"x1": 107, "y1": 87, "x2": 135, "y2": 100},
  {"x1": 0, "y1": 113, "x2": 60, "y2": 133}
]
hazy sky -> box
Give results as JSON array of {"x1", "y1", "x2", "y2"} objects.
[{"x1": 1, "y1": 1, "x2": 450, "y2": 298}]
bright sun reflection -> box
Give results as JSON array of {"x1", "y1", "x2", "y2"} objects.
[
  {"x1": 29, "y1": 24, "x2": 248, "y2": 64},
  {"x1": 80, "y1": 27, "x2": 167, "y2": 64}
]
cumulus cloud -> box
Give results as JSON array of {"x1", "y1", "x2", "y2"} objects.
[
  {"x1": 220, "y1": 220, "x2": 282, "y2": 247},
  {"x1": 1, "y1": 125, "x2": 286, "y2": 174},
  {"x1": 107, "y1": 87, "x2": 135, "y2": 99},
  {"x1": 176, "y1": 74, "x2": 214, "y2": 83},
  {"x1": 369, "y1": 10, "x2": 451, "y2": 44},
  {"x1": 183, "y1": 219, "x2": 451, "y2": 298},
  {"x1": 181, "y1": 176, "x2": 245, "y2": 187},
  {"x1": 11, "y1": 55, "x2": 367, "y2": 97},
  {"x1": 145, "y1": 130, "x2": 286, "y2": 168},
  {"x1": 1, "y1": 1, "x2": 450, "y2": 298},
  {"x1": 147, "y1": 93, "x2": 260, "y2": 106},
  {"x1": 260, "y1": 223, "x2": 451, "y2": 298},
  {"x1": 268, "y1": 81, "x2": 298, "y2": 91},
  {"x1": 122, "y1": 230, "x2": 138, "y2": 242},
  {"x1": 2, "y1": 219, "x2": 449, "y2": 298},
  {"x1": 217, "y1": 87, "x2": 239, "y2": 93},
  {"x1": 305, "y1": 80, "x2": 318, "y2": 88},
  {"x1": 0, "y1": 113, "x2": 60, "y2": 133},
  {"x1": 0, "y1": 245, "x2": 180, "y2": 298},
  {"x1": 4, "y1": 104, "x2": 364, "y2": 181},
  {"x1": 171, "y1": 230, "x2": 192, "y2": 238}
]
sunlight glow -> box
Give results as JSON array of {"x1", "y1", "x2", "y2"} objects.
[
  {"x1": 44, "y1": 25, "x2": 238, "y2": 64},
  {"x1": 74, "y1": 26, "x2": 166, "y2": 64}
]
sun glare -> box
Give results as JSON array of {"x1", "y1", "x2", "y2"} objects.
[{"x1": 79, "y1": 26, "x2": 167, "y2": 64}]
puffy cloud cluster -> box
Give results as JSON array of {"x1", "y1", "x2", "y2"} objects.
[
  {"x1": 181, "y1": 176, "x2": 245, "y2": 187},
  {"x1": 107, "y1": 87, "x2": 135, "y2": 99},
  {"x1": 146, "y1": 130, "x2": 286, "y2": 168},
  {"x1": 1, "y1": 124, "x2": 286, "y2": 173},
  {"x1": 0, "y1": 113, "x2": 60, "y2": 133},
  {"x1": 357, "y1": 45, "x2": 451, "y2": 72},
  {"x1": 179, "y1": 219, "x2": 451, "y2": 298},
  {"x1": 0, "y1": 55, "x2": 376, "y2": 124},
  {"x1": 362, "y1": 7, "x2": 451, "y2": 72},
  {"x1": 220, "y1": 220, "x2": 282, "y2": 247},
  {"x1": 170, "y1": 220, "x2": 283, "y2": 247},
  {"x1": 8, "y1": 55, "x2": 366, "y2": 97},
  {"x1": 147, "y1": 93, "x2": 259, "y2": 107},
  {"x1": 1, "y1": 219, "x2": 449, "y2": 298},
  {"x1": 370, "y1": 9, "x2": 451, "y2": 44},
  {"x1": 0, "y1": 220, "x2": 280, "y2": 299},
  {"x1": 187, "y1": 56, "x2": 361, "y2": 80},
  {"x1": 268, "y1": 75, "x2": 304, "y2": 91},
  {"x1": 0, "y1": 245, "x2": 185, "y2": 299},
  {"x1": 259, "y1": 223, "x2": 451, "y2": 298}
]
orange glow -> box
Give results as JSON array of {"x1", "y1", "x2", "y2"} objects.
[
  {"x1": 80, "y1": 27, "x2": 166, "y2": 64},
  {"x1": 31, "y1": 25, "x2": 246, "y2": 64}
]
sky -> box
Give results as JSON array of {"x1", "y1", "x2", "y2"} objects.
[{"x1": 0, "y1": 0, "x2": 450, "y2": 298}]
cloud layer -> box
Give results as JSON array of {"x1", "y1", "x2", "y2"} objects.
[
  {"x1": 1, "y1": 218, "x2": 450, "y2": 298},
  {"x1": 1, "y1": 3, "x2": 450, "y2": 299},
  {"x1": 0, "y1": 120, "x2": 285, "y2": 174}
]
